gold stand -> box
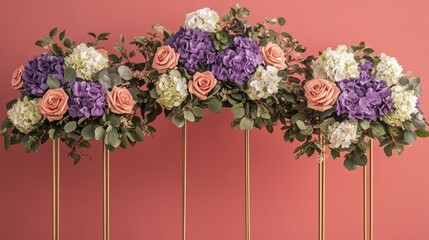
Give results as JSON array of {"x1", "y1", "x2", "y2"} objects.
[
  {"x1": 245, "y1": 130, "x2": 250, "y2": 240},
  {"x1": 182, "y1": 121, "x2": 187, "y2": 240},
  {"x1": 318, "y1": 134, "x2": 326, "y2": 240},
  {"x1": 52, "y1": 139, "x2": 60, "y2": 240},
  {"x1": 364, "y1": 140, "x2": 374, "y2": 240},
  {"x1": 102, "y1": 144, "x2": 110, "y2": 240}
]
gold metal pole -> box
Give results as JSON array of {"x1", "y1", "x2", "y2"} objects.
[
  {"x1": 369, "y1": 139, "x2": 374, "y2": 240},
  {"x1": 52, "y1": 139, "x2": 60, "y2": 240},
  {"x1": 364, "y1": 159, "x2": 367, "y2": 240},
  {"x1": 102, "y1": 144, "x2": 110, "y2": 240},
  {"x1": 318, "y1": 134, "x2": 325, "y2": 240},
  {"x1": 182, "y1": 121, "x2": 187, "y2": 240},
  {"x1": 245, "y1": 130, "x2": 250, "y2": 240}
]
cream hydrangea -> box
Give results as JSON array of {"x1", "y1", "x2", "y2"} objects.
[
  {"x1": 247, "y1": 66, "x2": 281, "y2": 100},
  {"x1": 7, "y1": 97, "x2": 42, "y2": 134},
  {"x1": 382, "y1": 86, "x2": 418, "y2": 126},
  {"x1": 184, "y1": 8, "x2": 220, "y2": 32},
  {"x1": 64, "y1": 43, "x2": 109, "y2": 80},
  {"x1": 313, "y1": 45, "x2": 360, "y2": 82},
  {"x1": 374, "y1": 53, "x2": 403, "y2": 86},
  {"x1": 156, "y1": 70, "x2": 188, "y2": 109},
  {"x1": 327, "y1": 120, "x2": 359, "y2": 149}
]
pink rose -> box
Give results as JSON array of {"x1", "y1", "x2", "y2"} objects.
[
  {"x1": 152, "y1": 46, "x2": 180, "y2": 73},
  {"x1": 38, "y1": 88, "x2": 69, "y2": 122},
  {"x1": 304, "y1": 79, "x2": 340, "y2": 112},
  {"x1": 97, "y1": 48, "x2": 109, "y2": 58},
  {"x1": 106, "y1": 86, "x2": 137, "y2": 114},
  {"x1": 188, "y1": 71, "x2": 217, "y2": 100},
  {"x1": 11, "y1": 66, "x2": 25, "y2": 91},
  {"x1": 260, "y1": 42, "x2": 287, "y2": 70}
]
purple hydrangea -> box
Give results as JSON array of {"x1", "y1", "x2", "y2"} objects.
[
  {"x1": 165, "y1": 27, "x2": 216, "y2": 74},
  {"x1": 212, "y1": 36, "x2": 263, "y2": 85},
  {"x1": 23, "y1": 55, "x2": 64, "y2": 97},
  {"x1": 68, "y1": 80, "x2": 106, "y2": 118},
  {"x1": 335, "y1": 61, "x2": 394, "y2": 121}
]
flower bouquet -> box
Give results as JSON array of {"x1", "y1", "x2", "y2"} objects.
[
  {"x1": 1, "y1": 28, "x2": 155, "y2": 163},
  {"x1": 126, "y1": 5, "x2": 311, "y2": 131},
  {"x1": 281, "y1": 43, "x2": 428, "y2": 170}
]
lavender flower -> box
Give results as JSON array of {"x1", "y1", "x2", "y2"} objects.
[
  {"x1": 212, "y1": 36, "x2": 263, "y2": 85},
  {"x1": 23, "y1": 55, "x2": 64, "y2": 97},
  {"x1": 68, "y1": 80, "x2": 106, "y2": 118},
  {"x1": 166, "y1": 28, "x2": 216, "y2": 74},
  {"x1": 335, "y1": 61, "x2": 394, "y2": 121}
]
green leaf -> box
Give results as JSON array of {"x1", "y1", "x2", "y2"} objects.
[
  {"x1": 222, "y1": 13, "x2": 231, "y2": 22},
  {"x1": 370, "y1": 122, "x2": 385, "y2": 137},
  {"x1": 184, "y1": 111, "x2": 195, "y2": 122},
  {"x1": 233, "y1": 108, "x2": 246, "y2": 119},
  {"x1": 360, "y1": 120, "x2": 370, "y2": 130},
  {"x1": 281, "y1": 32, "x2": 292, "y2": 38},
  {"x1": 108, "y1": 114, "x2": 121, "y2": 128},
  {"x1": 81, "y1": 125, "x2": 95, "y2": 140},
  {"x1": 64, "y1": 38, "x2": 72, "y2": 48},
  {"x1": 95, "y1": 126, "x2": 106, "y2": 140},
  {"x1": 64, "y1": 68, "x2": 77, "y2": 83},
  {"x1": 296, "y1": 120, "x2": 306, "y2": 130},
  {"x1": 344, "y1": 158, "x2": 357, "y2": 171},
  {"x1": 416, "y1": 129, "x2": 429, "y2": 138},
  {"x1": 47, "y1": 77, "x2": 60, "y2": 89},
  {"x1": 172, "y1": 115, "x2": 185, "y2": 128},
  {"x1": 268, "y1": 29, "x2": 277, "y2": 38},
  {"x1": 118, "y1": 65, "x2": 133, "y2": 80},
  {"x1": 1, "y1": 119, "x2": 13, "y2": 129},
  {"x1": 409, "y1": 77, "x2": 420, "y2": 88},
  {"x1": 135, "y1": 127, "x2": 145, "y2": 142},
  {"x1": 49, "y1": 27, "x2": 58, "y2": 37},
  {"x1": 49, "y1": 128, "x2": 56, "y2": 139},
  {"x1": 64, "y1": 121, "x2": 77, "y2": 133},
  {"x1": 106, "y1": 128, "x2": 120, "y2": 148},
  {"x1": 239, "y1": 117, "x2": 254, "y2": 130},
  {"x1": 192, "y1": 106, "x2": 204, "y2": 117},
  {"x1": 4, "y1": 131, "x2": 10, "y2": 150},
  {"x1": 352, "y1": 151, "x2": 367, "y2": 166},
  {"x1": 404, "y1": 130, "x2": 417, "y2": 144},
  {"x1": 278, "y1": 17, "x2": 286, "y2": 26},
  {"x1": 207, "y1": 99, "x2": 222, "y2": 113},
  {"x1": 59, "y1": 30, "x2": 66, "y2": 41},
  {"x1": 398, "y1": 76, "x2": 408, "y2": 86},
  {"x1": 384, "y1": 144, "x2": 393, "y2": 157}
]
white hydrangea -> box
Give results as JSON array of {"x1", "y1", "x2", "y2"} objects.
[
  {"x1": 65, "y1": 43, "x2": 109, "y2": 80},
  {"x1": 184, "y1": 8, "x2": 220, "y2": 32},
  {"x1": 327, "y1": 120, "x2": 359, "y2": 149},
  {"x1": 7, "y1": 97, "x2": 42, "y2": 134},
  {"x1": 374, "y1": 53, "x2": 403, "y2": 86},
  {"x1": 247, "y1": 66, "x2": 281, "y2": 100},
  {"x1": 156, "y1": 70, "x2": 188, "y2": 109},
  {"x1": 382, "y1": 85, "x2": 418, "y2": 126},
  {"x1": 313, "y1": 45, "x2": 360, "y2": 82}
]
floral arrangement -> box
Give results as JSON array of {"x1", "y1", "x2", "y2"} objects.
[
  {"x1": 1, "y1": 28, "x2": 156, "y2": 163},
  {"x1": 124, "y1": 5, "x2": 311, "y2": 131},
  {"x1": 281, "y1": 43, "x2": 428, "y2": 170}
]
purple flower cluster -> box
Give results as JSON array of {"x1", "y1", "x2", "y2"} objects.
[
  {"x1": 212, "y1": 36, "x2": 263, "y2": 85},
  {"x1": 68, "y1": 80, "x2": 106, "y2": 118},
  {"x1": 166, "y1": 28, "x2": 216, "y2": 74},
  {"x1": 23, "y1": 55, "x2": 64, "y2": 97},
  {"x1": 335, "y1": 61, "x2": 394, "y2": 121}
]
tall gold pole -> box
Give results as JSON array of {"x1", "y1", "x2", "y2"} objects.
[
  {"x1": 52, "y1": 139, "x2": 60, "y2": 240},
  {"x1": 318, "y1": 134, "x2": 325, "y2": 240},
  {"x1": 364, "y1": 158, "x2": 368, "y2": 240},
  {"x1": 369, "y1": 139, "x2": 374, "y2": 240},
  {"x1": 182, "y1": 121, "x2": 187, "y2": 240},
  {"x1": 245, "y1": 130, "x2": 250, "y2": 240},
  {"x1": 102, "y1": 144, "x2": 110, "y2": 240}
]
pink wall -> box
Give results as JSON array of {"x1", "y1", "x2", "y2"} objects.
[{"x1": 0, "y1": 0, "x2": 428, "y2": 239}]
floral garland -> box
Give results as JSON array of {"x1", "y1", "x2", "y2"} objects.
[
  {"x1": 124, "y1": 5, "x2": 310, "y2": 131},
  {"x1": 1, "y1": 29, "x2": 156, "y2": 163},
  {"x1": 280, "y1": 43, "x2": 429, "y2": 170}
]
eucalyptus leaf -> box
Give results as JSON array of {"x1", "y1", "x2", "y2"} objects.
[
  {"x1": 278, "y1": 17, "x2": 286, "y2": 26},
  {"x1": 118, "y1": 65, "x2": 133, "y2": 80},
  {"x1": 404, "y1": 130, "x2": 417, "y2": 144},
  {"x1": 344, "y1": 158, "x2": 357, "y2": 171},
  {"x1": 64, "y1": 68, "x2": 77, "y2": 83},
  {"x1": 64, "y1": 121, "x2": 77, "y2": 133},
  {"x1": 47, "y1": 77, "x2": 60, "y2": 89},
  {"x1": 184, "y1": 111, "x2": 195, "y2": 122},
  {"x1": 106, "y1": 128, "x2": 120, "y2": 148},
  {"x1": 233, "y1": 108, "x2": 246, "y2": 119},
  {"x1": 208, "y1": 100, "x2": 222, "y2": 113},
  {"x1": 95, "y1": 126, "x2": 106, "y2": 140},
  {"x1": 240, "y1": 117, "x2": 254, "y2": 130},
  {"x1": 192, "y1": 106, "x2": 204, "y2": 117},
  {"x1": 416, "y1": 129, "x2": 429, "y2": 138},
  {"x1": 81, "y1": 125, "x2": 95, "y2": 140}
]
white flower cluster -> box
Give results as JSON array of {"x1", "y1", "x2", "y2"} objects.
[
  {"x1": 7, "y1": 97, "x2": 42, "y2": 134},
  {"x1": 382, "y1": 86, "x2": 418, "y2": 126},
  {"x1": 184, "y1": 8, "x2": 220, "y2": 32},
  {"x1": 313, "y1": 45, "x2": 360, "y2": 82},
  {"x1": 156, "y1": 70, "x2": 188, "y2": 109},
  {"x1": 247, "y1": 66, "x2": 281, "y2": 100},
  {"x1": 65, "y1": 43, "x2": 109, "y2": 80},
  {"x1": 374, "y1": 53, "x2": 403, "y2": 86},
  {"x1": 327, "y1": 120, "x2": 359, "y2": 149}
]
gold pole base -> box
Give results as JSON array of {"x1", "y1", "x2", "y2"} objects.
[{"x1": 102, "y1": 144, "x2": 110, "y2": 240}]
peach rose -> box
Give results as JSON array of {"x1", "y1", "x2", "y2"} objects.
[
  {"x1": 106, "y1": 86, "x2": 137, "y2": 114},
  {"x1": 97, "y1": 48, "x2": 109, "y2": 58},
  {"x1": 304, "y1": 79, "x2": 340, "y2": 112},
  {"x1": 152, "y1": 46, "x2": 180, "y2": 73},
  {"x1": 260, "y1": 42, "x2": 287, "y2": 70},
  {"x1": 188, "y1": 71, "x2": 217, "y2": 100},
  {"x1": 38, "y1": 88, "x2": 69, "y2": 122},
  {"x1": 11, "y1": 66, "x2": 25, "y2": 91}
]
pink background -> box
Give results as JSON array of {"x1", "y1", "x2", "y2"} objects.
[{"x1": 1, "y1": 0, "x2": 428, "y2": 239}]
